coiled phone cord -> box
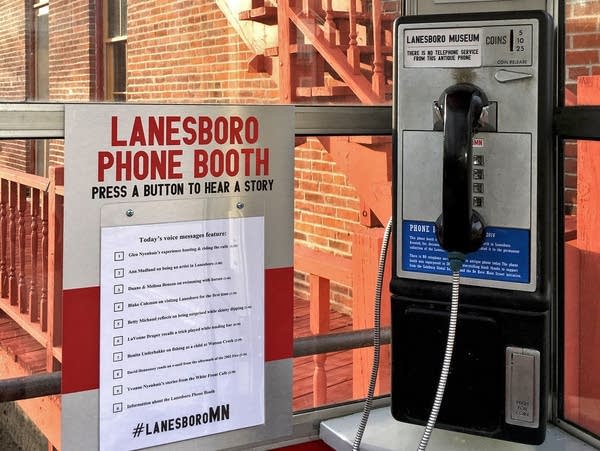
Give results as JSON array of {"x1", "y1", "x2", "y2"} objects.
[
  {"x1": 351, "y1": 217, "x2": 393, "y2": 451},
  {"x1": 417, "y1": 253, "x2": 464, "y2": 451}
]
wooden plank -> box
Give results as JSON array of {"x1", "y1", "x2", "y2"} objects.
[
  {"x1": 239, "y1": 7, "x2": 278, "y2": 25},
  {"x1": 310, "y1": 274, "x2": 329, "y2": 405},
  {"x1": 294, "y1": 245, "x2": 352, "y2": 286},
  {"x1": 278, "y1": 1, "x2": 295, "y2": 102},
  {"x1": 352, "y1": 227, "x2": 391, "y2": 398},
  {"x1": 564, "y1": 241, "x2": 580, "y2": 423},
  {"x1": 371, "y1": 0, "x2": 385, "y2": 99},
  {"x1": 293, "y1": 350, "x2": 352, "y2": 373},
  {"x1": 0, "y1": 301, "x2": 48, "y2": 347},
  {"x1": 29, "y1": 188, "x2": 40, "y2": 322},
  {"x1": 319, "y1": 136, "x2": 392, "y2": 225},
  {"x1": 0, "y1": 179, "x2": 7, "y2": 298},
  {"x1": 0, "y1": 167, "x2": 49, "y2": 191},
  {"x1": 8, "y1": 182, "x2": 17, "y2": 306},
  {"x1": 47, "y1": 166, "x2": 63, "y2": 371},
  {"x1": 0, "y1": 322, "x2": 27, "y2": 340},
  {"x1": 18, "y1": 349, "x2": 47, "y2": 373},
  {"x1": 573, "y1": 76, "x2": 600, "y2": 434},
  {"x1": 293, "y1": 360, "x2": 353, "y2": 395},
  {"x1": 40, "y1": 190, "x2": 49, "y2": 332},
  {"x1": 4, "y1": 336, "x2": 43, "y2": 357},
  {"x1": 17, "y1": 184, "x2": 27, "y2": 314}
]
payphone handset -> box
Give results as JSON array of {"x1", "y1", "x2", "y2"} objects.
[{"x1": 391, "y1": 11, "x2": 555, "y2": 446}]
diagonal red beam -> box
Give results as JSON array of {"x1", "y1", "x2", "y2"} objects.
[{"x1": 285, "y1": 4, "x2": 381, "y2": 104}]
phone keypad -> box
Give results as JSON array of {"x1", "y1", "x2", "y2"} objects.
[{"x1": 473, "y1": 154, "x2": 484, "y2": 208}]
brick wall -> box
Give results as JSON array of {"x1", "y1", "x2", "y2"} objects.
[
  {"x1": 47, "y1": 0, "x2": 98, "y2": 170},
  {"x1": 565, "y1": 0, "x2": 600, "y2": 96},
  {"x1": 48, "y1": 0, "x2": 97, "y2": 101},
  {"x1": 0, "y1": 0, "x2": 28, "y2": 171},
  {"x1": 127, "y1": 0, "x2": 278, "y2": 103},
  {"x1": 0, "y1": 0, "x2": 26, "y2": 101},
  {"x1": 294, "y1": 138, "x2": 361, "y2": 311}
]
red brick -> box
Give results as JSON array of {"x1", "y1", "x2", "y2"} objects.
[
  {"x1": 564, "y1": 141, "x2": 578, "y2": 158},
  {"x1": 573, "y1": 1, "x2": 600, "y2": 17},
  {"x1": 566, "y1": 50, "x2": 600, "y2": 65},
  {"x1": 328, "y1": 239, "x2": 351, "y2": 255},
  {"x1": 564, "y1": 158, "x2": 578, "y2": 174},
  {"x1": 573, "y1": 33, "x2": 600, "y2": 49},
  {"x1": 565, "y1": 173, "x2": 577, "y2": 190},
  {"x1": 568, "y1": 66, "x2": 591, "y2": 81}
]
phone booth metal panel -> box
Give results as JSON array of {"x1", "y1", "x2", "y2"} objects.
[{"x1": 391, "y1": 11, "x2": 556, "y2": 445}]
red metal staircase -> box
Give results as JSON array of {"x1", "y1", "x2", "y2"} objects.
[{"x1": 240, "y1": 0, "x2": 395, "y2": 105}]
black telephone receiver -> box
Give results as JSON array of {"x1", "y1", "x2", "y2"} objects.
[{"x1": 435, "y1": 83, "x2": 487, "y2": 254}]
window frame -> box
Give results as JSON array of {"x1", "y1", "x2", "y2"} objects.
[
  {"x1": 103, "y1": 0, "x2": 127, "y2": 101},
  {"x1": 32, "y1": 0, "x2": 50, "y2": 177}
]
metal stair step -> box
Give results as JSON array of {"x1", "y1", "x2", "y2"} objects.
[{"x1": 238, "y1": 6, "x2": 278, "y2": 26}]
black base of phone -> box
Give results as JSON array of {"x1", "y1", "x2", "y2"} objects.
[{"x1": 391, "y1": 295, "x2": 548, "y2": 445}]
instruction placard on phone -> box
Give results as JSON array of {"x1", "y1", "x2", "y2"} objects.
[
  {"x1": 404, "y1": 28, "x2": 483, "y2": 67},
  {"x1": 99, "y1": 216, "x2": 264, "y2": 451},
  {"x1": 402, "y1": 220, "x2": 530, "y2": 283},
  {"x1": 403, "y1": 25, "x2": 534, "y2": 68}
]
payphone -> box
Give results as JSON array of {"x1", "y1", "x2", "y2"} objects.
[{"x1": 391, "y1": 11, "x2": 555, "y2": 446}]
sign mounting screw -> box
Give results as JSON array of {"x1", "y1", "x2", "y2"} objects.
[{"x1": 126, "y1": 209, "x2": 134, "y2": 217}]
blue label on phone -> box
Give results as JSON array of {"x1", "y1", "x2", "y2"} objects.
[{"x1": 402, "y1": 220, "x2": 530, "y2": 283}]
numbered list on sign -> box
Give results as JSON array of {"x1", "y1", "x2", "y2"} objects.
[{"x1": 99, "y1": 216, "x2": 264, "y2": 450}]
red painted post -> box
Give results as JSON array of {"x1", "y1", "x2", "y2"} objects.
[
  {"x1": 571, "y1": 76, "x2": 600, "y2": 434},
  {"x1": 371, "y1": 0, "x2": 385, "y2": 100},
  {"x1": 278, "y1": 1, "x2": 295, "y2": 103},
  {"x1": 310, "y1": 274, "x2": 330, "y2": 406},
  {"x1": 47, "y1": 166, "x2": 64, "y2": 372},
  {"x1": 17, "y1": 184, "x2": 27, "y2": 314},
  {"x1": 351, "y1": 226, "x2": 391, "y2": 398},
  {"x1": 564, "y1": 240, "x2": 580, "y2": 423},
  {"x1": 0, "y1": 179, "x2": 7, "y2": 298},
  {"x1": 29, "y1": 188, "x2": 40, "y2": 322},
  {"x1": 8, "y1": 182, "x2": 17, "y2": 306},
  {"x1": 40, "y1": 190, "x2": 49, "y2": 331},
  {"x1": 347, "y1": 1, "x2": 360, "y2": 74}
]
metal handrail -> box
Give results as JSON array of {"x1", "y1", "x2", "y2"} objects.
[
  {"x1": 0, "y1": 371, "x2": 61, "y2": 402},
  {"x1": 0, "y1": 327, "x2": 390, "y2": 402},
  {"x1": 294, "y1": 326, "x2": 391, "y2": 357}
]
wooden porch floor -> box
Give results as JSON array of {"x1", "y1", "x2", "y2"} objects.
[
  {"x1": 293, "y1": 297, "x2": 354, "y2": 411},
  {"x1": 0, "y1": 312, "x2": 46, "y2": 374}
]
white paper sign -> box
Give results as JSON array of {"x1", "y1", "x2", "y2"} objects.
[
  {"x1": 404, "y1": 28, "x2": 483, "y2": 68},
  {"x1": 99, "y1": 216, "x2": 264, "y2": 450}
]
